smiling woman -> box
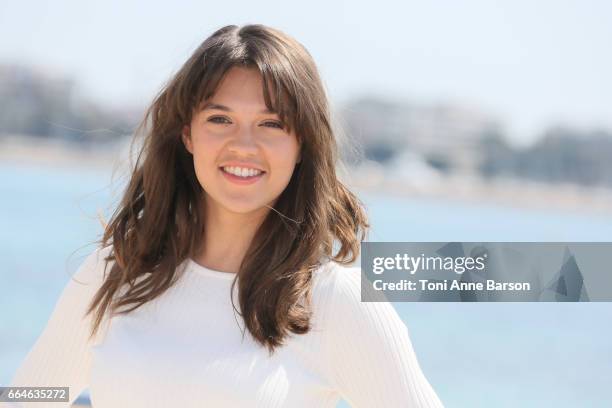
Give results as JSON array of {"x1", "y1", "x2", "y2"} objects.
[{"x1": 7, "y1": 24, "x2": 444, "y2": 407}]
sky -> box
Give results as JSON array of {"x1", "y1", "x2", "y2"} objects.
[{"x1": 1, "y1": 0, "x2": 611, "y2": 146}]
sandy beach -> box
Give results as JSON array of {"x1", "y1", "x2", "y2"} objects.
[
  {"x1": 344, "y1": 168, "x2": 612, "y2": 216},
  {"x1": 0, "y1": 134, "x2": 121, "y2": 168}
]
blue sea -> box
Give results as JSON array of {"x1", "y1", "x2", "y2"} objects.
[{"x1": 1, "y1": 161, "x2": 611, "y2": 407}]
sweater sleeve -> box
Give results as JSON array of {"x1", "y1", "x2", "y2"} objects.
[
  {"x1": 3, "y1": 245, "x2": 112, "y2": 407},
  {"x1": 319, "y1": 265, "x2": 444, "y2": 408}
]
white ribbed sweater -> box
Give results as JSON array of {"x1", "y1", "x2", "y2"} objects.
[{"x1": 6, "y1": 246, "x2": 443, "y2": 407}]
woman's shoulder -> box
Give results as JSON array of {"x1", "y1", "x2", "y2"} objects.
[
  {"x1": 312, "y1": 258, "x2": 358, "y2": 279},
  {"x1": 309, "y1": 259, "x2": 403, "y2": 333},
  {"x1": 71, "y1": 244, "x2": 115, "y2": 286},
  {"x1": 310, "y1": 259, "x2": 386, "y2": 304},
  {"x1": 311, "y1": 259, "x2": 360, "y2": 299},
  {"x1": 309, "y1": 260, "x2": 375, "y2": 320}
]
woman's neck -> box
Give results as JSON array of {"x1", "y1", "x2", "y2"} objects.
[{"x1": 195, "y1": 201, "x2": 269, "y2": 274}]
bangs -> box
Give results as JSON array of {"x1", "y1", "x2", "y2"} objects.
[{"x1": 190, "y1": 57, "x2": 300, "y2": 137}]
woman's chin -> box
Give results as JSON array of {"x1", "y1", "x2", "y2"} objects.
[{"x1": 219, "y1": 200, "x2": 270, "y2": 215}]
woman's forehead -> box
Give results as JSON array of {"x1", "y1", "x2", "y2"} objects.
[{"x1": 205, "y1": 69, "x2": 269, "y2": 107}]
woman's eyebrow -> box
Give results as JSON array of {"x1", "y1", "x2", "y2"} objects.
[
  {"x1": 201, "y1": 102, "x2": 277, "y2": 115},
  {"x1": 202, "y1": 103, "x2": 230, "y2": 112}
]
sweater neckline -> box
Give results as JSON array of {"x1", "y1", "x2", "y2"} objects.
[{"x1": 187, "y1": 258, "x2": 238, "y2": 280}]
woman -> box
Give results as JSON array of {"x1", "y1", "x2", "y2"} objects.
[{"x1": 8, "y1": 24, "x2": 444, "y2": 407}]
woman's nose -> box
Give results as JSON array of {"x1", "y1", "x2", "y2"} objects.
[{"x1": 228, "y1": 126, "x2": 259, "y2": 156}]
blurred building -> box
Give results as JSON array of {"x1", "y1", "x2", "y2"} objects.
[
  {"x1": 339, "y1": 96, "x2": 501, "y2": 176},
  {"x1": 0, "y1": 63, "x2": 137, "y2": 143}
]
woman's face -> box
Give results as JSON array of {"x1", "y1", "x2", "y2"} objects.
[{"x1": 182, "y1": 66, "x2": 301, "y2": 217}]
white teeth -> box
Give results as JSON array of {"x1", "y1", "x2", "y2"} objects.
[{"x1": 222, "y1": 166, "x2": 263, "y2": 178}]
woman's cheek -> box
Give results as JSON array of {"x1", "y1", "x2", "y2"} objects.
[{"x1": 193, "y1": 132, "x2": 222, "y2": 160}]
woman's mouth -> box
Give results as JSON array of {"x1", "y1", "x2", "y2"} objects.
[{"x1": 219, "y1": 166, "x2": 266, "y2": 185}]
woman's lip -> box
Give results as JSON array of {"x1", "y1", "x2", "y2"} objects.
[{"x1": 219, "y1": 167, "x2": 265, "y2": 185}]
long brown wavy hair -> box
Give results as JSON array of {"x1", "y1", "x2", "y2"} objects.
[{"x1": 84, "y1": 23, "x2": 369, "y2": 355}]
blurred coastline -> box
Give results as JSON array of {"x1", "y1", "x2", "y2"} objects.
[
  {"x1": 3, "y1": 133, "x2": 612, "y2": 216},
  {"x1": 0, "y1": 134, "x2": 120, "y2": 170},
  {"x1": 3, "y1": 62, "x2": 612, "y2": 218},
  {"x1": 345, "y1": 161, "x2": 612, "y2": 216}
]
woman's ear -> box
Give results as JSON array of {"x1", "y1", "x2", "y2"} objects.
[{"x1": 181, "y1": 125, "x2": 193, "y2": 154}]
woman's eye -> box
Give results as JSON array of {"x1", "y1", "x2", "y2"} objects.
[
  {"x1": 262, "y1": 121, "x2": 285, "y2": 129},
  {"x1": 208, "y1": 116, "x2": 231, "y2": 124}
]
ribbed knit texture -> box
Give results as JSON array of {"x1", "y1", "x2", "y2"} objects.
[{"x1": 5, "y1": 246, "x2": 444, "y2": 407}]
